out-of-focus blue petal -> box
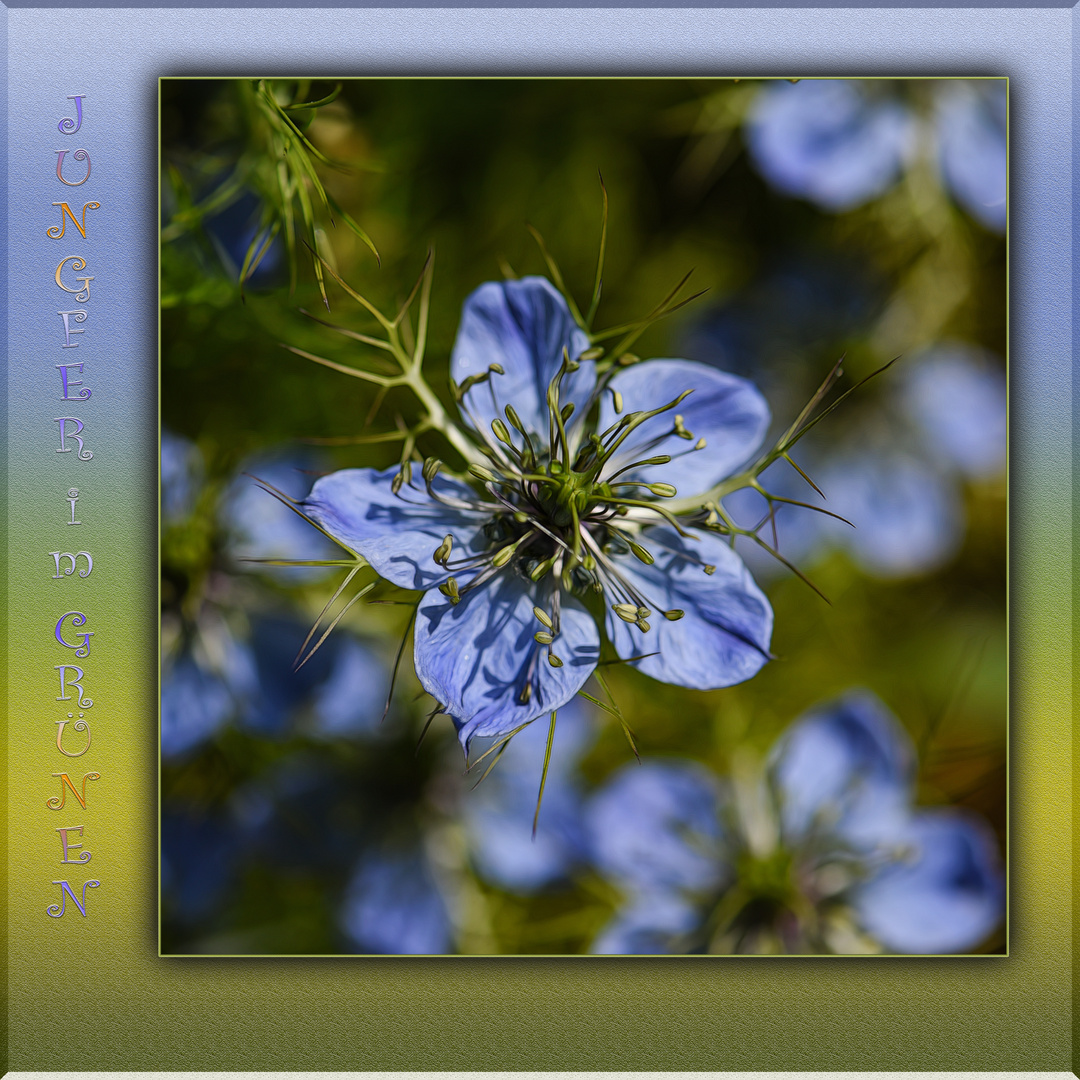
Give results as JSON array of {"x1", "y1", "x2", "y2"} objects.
[
  {"x1": 936, "y1": 81, "x2": 1007, "y2": 233},
  {"x1": 585, "y1": 760, "x2": 724, "y2": 894},
  {"x1": 603, "y1": 525, "x2": 772, "y2": 690},
  {"x1": 161, "y1": 657, "x2": 235, "y2": 758},
  {"x1": 598, "y1": 359, "x2": 771, "y2": 497},
  {"x1": 311, "y1": 637, "x2": 388, "y2": 738},
  {"x1": 161, "y1": 429, "x2": 204, "y2": 524},
  {"x1": 816, "y1": 453, "x2": 964, "y2": 578},
  {"x1": 768, "y1": 691, "x2": 914, "y2": 848},
  {"x1": 902, "y1": 346, "x2": 1007, "y2": 479},
  {"x1": 854, "y1": 810, "x2": 1005, "y2": 953},
  {"x1": 464, "y1": 699, "x2": 594, "y2": 892},
  {"x1": 161, "y1": 811, "x2": 239, "y2": 922},
  {"x1": 341, "y1": 850, "x2": 452, "y2": 955},
  {"x1": 591, "y1": 892, "x2": 701, "y2": 955},
  {"x1": 747, "y1": 80, "x2": 913, "y2": 211},
  {"x1": 239, "y1": 614, "x2": 341, "y2": 736},
  {"x1": 450, "y1": 277, "x2": 593, "y2": 439},
  {"x1": 223, "y1": 454, "x2": 338, "y2": 582},
  {"x1": 415, "y1": 572, "x2": 599, "y2": 748},
  {"x1": 303, "y1": 467, "x2": 488, "y2": 590}
]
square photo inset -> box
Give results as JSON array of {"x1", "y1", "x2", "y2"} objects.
[{"x1": 160, "y1": 77, "x2": 1007, "y2": 957}]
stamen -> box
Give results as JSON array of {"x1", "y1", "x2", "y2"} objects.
[{"x1": 672, "y1": 414, "x2": 694, "y2": 441}]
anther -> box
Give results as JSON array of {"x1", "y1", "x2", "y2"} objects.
[
  {"x1": 636, "y1": 618, "x2": 651, "y2": 632},
  {"x1": 628, "y1": 540, "x2": 655, "y2": 565},
  {"x1": 664, "y1": 609, "x2": 686, "y2": 621},
  {"x1": 422, "y1": 457, "x2": 441, "y2": 482},
  {"x1": 647, "y1": 483, "x2": 677, "y2": 498},
  {"x1": 533, "y1": 606, "x2": 553, "y2": 629},
  {"x1": 613, "y1": 603, "x2": 640, "y2": 622},
  {"x1": 433, "y1": 534, "x2": 453, "y2": 566},
  {"x1": 530, "y1": 555, "x2": 558, "y2": 582},
  {"x1": 617, "y1": 352, "x2": 641, "y2": 367},
  {"x1": 491, "y1": 418, "x2": 514, "y2": 447},
  {"x1": 611, "y1": 389, "x2": 624, "y2": 414},
  {"x1": 534, "y1": 631, "x2": 554, "y2": 645},
  {"x1": 438, "y1": 577, "x2": 461, "y2": 604},
  {"x1": 695, "y1": 437, "x2": 707, "y2": 450},
  {"x1": 703, "y1": 564, "x2": 716, "y2": 576},
  {"x1": 491, "y1": 543, "x2": 517, "y2": 568},
  {"x1": 580, "y1": 346, "x2": 604, "y2": 361},
  {"x1": 518, "y1": 683, "x2": 533, "y2": 704},
  {"x1": 560, "y1": 403, "x2": 575, "y2": 422},
  {"x1": 469, "y1": 464, "x2": 498, "y2": 484},
  {"x1": 547, "y1": 653, "x2": 564, "y2": 668},
  {"x1": 673, "y1": 415, "x2": 694, "y2": 441}
]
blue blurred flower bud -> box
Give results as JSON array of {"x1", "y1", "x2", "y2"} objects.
[{"x1": 746, "y1": 80, "x2": 914, "y2": 211}]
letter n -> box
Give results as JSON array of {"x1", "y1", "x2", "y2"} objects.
[
  {"x1": 46, "y1": 878, "x2": 100, "y2": 917},
  {"x1": 46, "y1": 771, "x2": 100, "y2": 811}
]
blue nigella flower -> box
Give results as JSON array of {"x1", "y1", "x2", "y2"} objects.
[
  {"x1": 746, "y1": 80, "x2": 913, "y2": 212},
  {"x1": 302, "y1": 277, "x2": 774, "y2": 750},
  {"x1": 935, "y1": 81, "x2": 1007, "y2": 234},
  {"x1": 585, "y1": 691, "x2": 1004, "y2": 954}
]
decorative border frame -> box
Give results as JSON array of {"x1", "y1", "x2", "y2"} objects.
[{"x1": 3, "y1": 4, "x2": 1072, "y2": 1071}]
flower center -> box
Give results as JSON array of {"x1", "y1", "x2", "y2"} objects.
[{"x1": 417, "y1": 354, "x2": 718, "y2": 682}]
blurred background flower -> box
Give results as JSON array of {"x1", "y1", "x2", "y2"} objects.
[
  {"x1": 585, "y1": 692, "x2": 1004, "y2": 954},
  {"x1": 161, "y1": 77, "x2": 1005, "y2": 955}
]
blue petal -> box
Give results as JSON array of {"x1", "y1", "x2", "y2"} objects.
[
  {"x1": 591, "y1": 892, "x2": 701, "y2": 955},
  {"x1": 464, "y1": 699, "x2": 594, "y2": 892},
  {"x1": 901, "y1": 345, "x2": 1007, "y2": 479},
  {"x1": 311, "y1": 638, "x2": 388, "y2": 738},
  {"x1": 768, "y1": 691, "x2": 914, "y2": 848},
  {"x1": 815, "y1": 453, "x2": 964, "y2": 578},
  {"x1": 341, "y1": 850, "x2": 452, "y2": 955},
  {"x1": 936, "y1": 81, "x2": 1007, "y2": 233},
  {"x1": 450, "y1": 277, "x2": 593, "y2": 439},
  {"x1": 747, "y1": 80, "x2": 913, "y2": 211},
  {"x1": 853, "y1": 810, "x2": 1004, "y2": 953},
  {"x1": 585, "y1": 759, "x2": 724, "y2": 894},
  {"x1": 160, "y1": 658, "x2": 235, "y2": 758},
  {"x1": 414, "y1": 571, "x2": 600, "y2": 747},
  {"x1": 598, "y1": 359, "x2": 770, "y2": 498},
  {"x1": 603, "y1": 526, "x2": 773, "y2": 690},
  {"x1": 161, "y1": 429, "x2": 204, "y2": 524},
  {"x1": 303, "y1": 466, "x2": 488, "y2": 590}
]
